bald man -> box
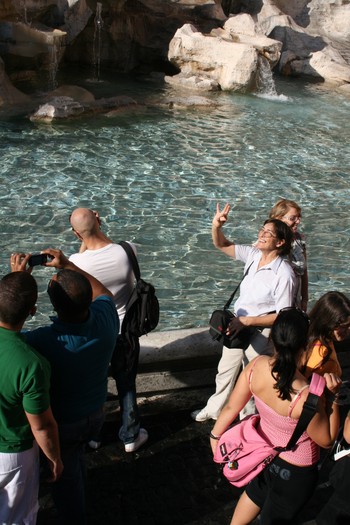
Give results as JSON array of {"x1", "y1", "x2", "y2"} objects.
[{"x1": 69, "y1": 208, "x2": 148, "y2": 453}]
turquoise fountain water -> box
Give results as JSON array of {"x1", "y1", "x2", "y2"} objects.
[{"x1": 0, "y1": 74, "x2": 349, "y2": 331}]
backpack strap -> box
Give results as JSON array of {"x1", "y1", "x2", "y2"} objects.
[
  {"x1": 119, "y1": 241, "x2": 141, "y2": 281},
  {"x1": 278, "y1": 373, "x2": 326, "y2": 452}
]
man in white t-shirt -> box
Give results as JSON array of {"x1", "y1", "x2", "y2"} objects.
[{"x1": 69, "y1": 208, "x2": 148, "y2": 453}]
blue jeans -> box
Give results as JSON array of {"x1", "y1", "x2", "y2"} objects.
[
  {"x1": 51, "y1": 408, "x2": 104, "y2": 525},
  {"x1": 111, "y1": 335, "x2": 141, "y2": 444}
]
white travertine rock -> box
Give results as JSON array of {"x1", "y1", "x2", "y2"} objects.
[
  {"x1": 294, "y1": 50, "x2": 350, "y2": 84},
  {"x1": 224, "y1": 13, "x2": 257, "y2": 36},
  {"x1": 255, "y1": 0, "x2": 350, "y2": 86},
  {"x1": 29, "y1": 93, "x2": 138, "y2": 121},
  {"x1": 337, "y1": 83, "x2": 350, "y2": 96},
  {"x1": 168, "y1": 24, "x2": 261, "y2": 91},
  {"x1": 164, "y1": 73, "x2": 220, "y2": 91},
  {"x1": 30, "y1": 96, "x2": 85, "y2": 121},
  {"x1": 168, "y1": 23, "x2": 283, "y2": 92}
]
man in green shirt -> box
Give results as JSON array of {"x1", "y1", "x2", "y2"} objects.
[{"x1": 0, "y1": 270, "x2": 62, "y2": 525}]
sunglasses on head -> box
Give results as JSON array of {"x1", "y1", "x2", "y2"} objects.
[{"x1": 278, "y1": 306, "x2": 309, "y2": 323}]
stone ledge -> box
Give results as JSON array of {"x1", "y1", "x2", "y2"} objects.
[
  {"x1": 139, "y1": 327, "x2": 221, "y2": 363},
  {"x1": 108, "y1": 327, "x2": 221, "y2": 395},
  {"x1": 105, "y1": 330, "x2": 350, "y2": 396}
]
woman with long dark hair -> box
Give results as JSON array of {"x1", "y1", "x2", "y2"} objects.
[
  {"x1": 210, "y1": 309, "x2": 340, "y2": 525},
  {"x1": 300, "y1": 291, "x2": 350, "y2": 379}
]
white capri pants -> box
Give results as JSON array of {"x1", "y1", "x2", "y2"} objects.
[
  {"x1": 205, "y1": 327, "x2": 273, "y2": 418},
  {"x1": 0, "y1": 443, "x2": 39, "y2": 525}
]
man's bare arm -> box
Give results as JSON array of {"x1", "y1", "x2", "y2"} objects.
[{"x1": 25, "y1": 408, "x2": 63, "y2": 482}]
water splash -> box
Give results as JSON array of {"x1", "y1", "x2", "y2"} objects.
[
  {"x1": 19, "y1": 0, "x2": 29, "y2": 24},
  {"x1": 256, "y1": 55, "x2": 289, "y2": 102},
  {"x1": 92, "y1": 2, "x2": 104, "y2": 82},
  {"x1": 48, "y1": 37, "x2": 59, "y2": 91}
]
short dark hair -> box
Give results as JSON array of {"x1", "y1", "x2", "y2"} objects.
[
  {"x1": 47, "y1": 270, "x2": 92, "y2": 318},
  {"x1": 270, "y1": 308, "x2": 310, "y2": 400},
  {"x1": 0, "y1": 272, "x2": 37, "y2": 325},
  {"x1": 264, "y1": 218, "x2": 293, "y2": 256}
]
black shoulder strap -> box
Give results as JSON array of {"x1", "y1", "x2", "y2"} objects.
[
  {"x1": 224, "y1": 261, "x2": 254, "y2": 310},
  {"x1": 119, "y1": 241, "x2": 141, "y2": 281},
  {"x1": 280, "y1": 380, "x2": 323, "y2": 452}
]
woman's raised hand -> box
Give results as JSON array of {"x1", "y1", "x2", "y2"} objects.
[{"x1": 213, "y1": 202, "x2": 231, "y2": 228}]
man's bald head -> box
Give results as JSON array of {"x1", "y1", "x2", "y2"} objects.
[{"x1": 70, "y1": 208, "x2": 99, "y2": 237}]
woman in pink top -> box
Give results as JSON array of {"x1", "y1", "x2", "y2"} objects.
[{"x1": 210, "y1": 309, "x2": 341, "y2": 525}]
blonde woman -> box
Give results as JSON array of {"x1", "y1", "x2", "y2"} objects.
[{"x1": 269, "y1": 199, "x2": 308, "y2": 311}]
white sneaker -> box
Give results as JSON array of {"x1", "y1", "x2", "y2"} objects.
[
  {"x1": 124, "y1": 428, "x2": 148, "y2": 453},
  {"x1": 191, "y1": 408, "x2": 217, "y2": 422},
  {"x1": 88, "y1": 439, "x2": 101, "y2": 450},
  {"x1": 88, "y1": 440, "x2": 101, "y2": 450}
]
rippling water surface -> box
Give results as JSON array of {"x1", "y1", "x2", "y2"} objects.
[{"x1": 1, "y1": 73, "x2": 350, "y2": 330}]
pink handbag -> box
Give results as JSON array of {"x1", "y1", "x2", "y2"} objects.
[{"x1": 213, "y1": 373, "x2": 325, "y2": 487}]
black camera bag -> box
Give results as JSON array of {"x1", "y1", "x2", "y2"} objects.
[
  {"x1": 209, "y1": 262, "x2": 253, "y2": 349},
  {"x1": 209, "y1": 309, "x2": 252, "y2": 349}
]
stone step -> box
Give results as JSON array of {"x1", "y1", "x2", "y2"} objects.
[{"x1": 108, "y1": 327, "x2": 221, "y2": 396}]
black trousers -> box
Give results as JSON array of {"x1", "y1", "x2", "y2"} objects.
[{"x1": 317, "y1": 456, "x2": 350, "y2": 525}]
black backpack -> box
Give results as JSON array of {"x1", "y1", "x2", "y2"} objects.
[{"x1": 119, "y1": 241, "x2": 159, "y2": 339}]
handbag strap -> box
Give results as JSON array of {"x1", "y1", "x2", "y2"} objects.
[
  {"x1": 119, "y1": 241, "x2": 141, "y2": 281},
  {"x1": 224, "y1": 261, "x2": 254, "y2": 310},
  {"x1": 278, "y1": 373, "x2": 326, "y2": 452}
]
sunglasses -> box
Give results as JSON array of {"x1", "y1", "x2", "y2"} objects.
[{"x1": 278, "y1": 306, "x2": 309, "y2": 323}]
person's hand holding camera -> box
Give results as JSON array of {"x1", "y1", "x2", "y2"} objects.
[
  {"x1": 10, "y1": 253, "x2": 32, "y2": 273},
  {"x1": 40, "y1": 248, "x2": 71, "y2": 270}
]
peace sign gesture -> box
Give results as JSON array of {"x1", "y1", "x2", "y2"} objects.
[{"x1": 213, "y1": 202, "x2": 231, "y2": 228}]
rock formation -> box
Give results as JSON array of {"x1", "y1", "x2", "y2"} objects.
[
  {"x1": 0, "y1": 0, "x2": 349, "y2": 109},
  {"x1": 167, "y1": 1, "x2": 350, "y2": 91},
  {"x1": 29, "y1": 91, "x2": 138, "y2": 122},
  {"x1": 167, "y1": 20, "x2": 282, "y2": 92},
  {"x1": 258, "y1": 0, "x2": 350, "y2": 85}
]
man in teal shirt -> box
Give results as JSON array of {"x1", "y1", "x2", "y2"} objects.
[{"x1": 12, "y1": 248, "x2": 118, "y2": 525}]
